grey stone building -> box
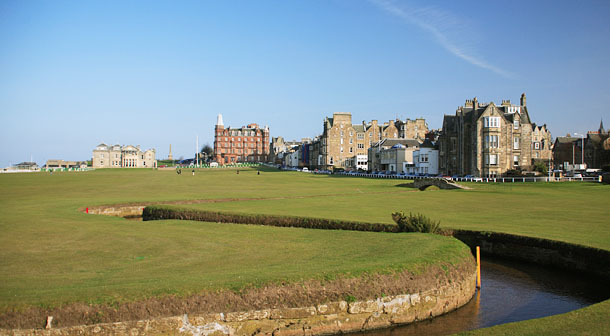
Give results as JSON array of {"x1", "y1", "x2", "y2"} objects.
[
  {"x1": 312, "y1": 112, "x2": 428, "y2": 171},
  {"x1": 92, "y1": 143, "x2": 157, "y2": 168},
  {"x1": 438, "y1": 94, "x2": 550, "y2": 177}
]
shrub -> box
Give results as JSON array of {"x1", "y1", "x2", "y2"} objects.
[
  {"x1": 391, "y1": 211, "x2": 441, "y2": 234},
  {"x1": 534, "y1": 162, "x2": 548, "y2": 175}
]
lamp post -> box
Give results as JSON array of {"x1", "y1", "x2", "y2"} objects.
[{"x1": 573, "y1": 132, "x2": 585, "y2": 169}]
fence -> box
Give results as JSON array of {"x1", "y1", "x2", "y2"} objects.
[{"x1": 334, "y1": 172, "x2": 600, "y2": 183}]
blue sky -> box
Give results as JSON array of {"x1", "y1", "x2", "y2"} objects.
[{"x1": 1, "y1": 0, "x2": 609, "y2": 166}]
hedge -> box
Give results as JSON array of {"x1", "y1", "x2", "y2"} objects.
[{"x1": 142, "y1": 205, "x2": 399, "y2": 233}]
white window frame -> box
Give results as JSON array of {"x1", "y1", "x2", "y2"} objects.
[{"x1": 484, "y1": 117, "x2": 500, "y2": 128}]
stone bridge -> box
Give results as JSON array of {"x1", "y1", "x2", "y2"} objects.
[{"x1": 413, "y1": 178, "x2": 470, "y2": 191}]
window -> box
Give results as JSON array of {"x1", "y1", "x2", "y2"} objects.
[
  {"x1": 534, "y1": 142, "x2": 540, "y2": 150},
  {"x1": 340, "y1": 138, "x2": 344, "y2": 145},
  {"x1": 357, "y1": 133, "x2": 364, "y2": 140},
  {"x1": 514, "y1": 120, "x2": 519, "y2": 129},
  {"x1": 349, "y1": 131, "x2": 353, "y2": 136},
  {"x1": 341, "y1": 131, "x2": 344, "y2": 137},
  {"x1": 349, "y1": 147, "x2": 353, "y2": 153},
  {"x1": 329, "y1": 157, "x2": 334, "y2": 165},
  {"x1": 451, "y1": 139, "x2": 457, "y2": 151},
  {"x1": 485, "y1": 135, "x2": 499, "y2": 148},
  {"x1": 484, "y1": 117, "x2": 500, "y2": 128},
  {"x1": 485, "y1": 154, "x2": 498, "y2": 165},
  {"x1": 513, "y1": 155, "x2": 519, "y2": 166},
  {"x1": 101, "y1": 154, "x2": 104, "y2": 158},
  {"x1": 358, "y1": 143, "x2": 364, "y2": 149},
  {"x1": 369, "y1": 132, "x2": 372, "y2": 137},
  {"x1": 349, "y1": 138, "x2": 353, "y2": 144},
  {"x1": 420, "y1": 153, "x2": 429, "y2": 162},
  {"x1": 514, "y1": 137, "x2": 520, "y2": 150},
  {"x1": 340, "y1": 147, "x2": 344, "y2": 153}
]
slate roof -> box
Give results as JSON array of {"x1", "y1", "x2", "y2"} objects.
[{"x1": 379, "y1": 138, "x2": 421, "y2": 148}]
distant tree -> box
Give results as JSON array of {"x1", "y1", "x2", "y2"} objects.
[
  {"x1": 201, "y1": 144, "x2": 213, "y2": 156},
  {"x1": 534, "y1": 162, "x2": 548, "y2": 175}
]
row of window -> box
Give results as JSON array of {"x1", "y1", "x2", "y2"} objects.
[
  {"x1": 225, "y1": 130, "x2": 261, "y2": 137},
  {"x1": 483, "y1": 116, "x2": 521, "y2": 129},
  {"x1": 483, "y1": 154, "x2": 521, "y2": 166},
  {"x1": 217, "y1": 137, "x2": 262, "y2": 142},
  {"x1": 218, "y1": 149, "x2": 261, "y2": 154},
  {"x1": 217, "y1": 142, "x2": 262, "y2": 148}
]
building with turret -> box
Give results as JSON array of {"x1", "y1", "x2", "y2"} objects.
[
  {"x1": 438, "y1": 94, "x2": 551, "y2": 177},
  {"x1": 213, "y1": 114, "x2": 270, "y2": 165}
]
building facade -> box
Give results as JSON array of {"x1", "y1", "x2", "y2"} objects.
[
  {"x1": 395, "y1": 118, "x2": 429, "y2": 140},
  {"x1": 92, "y1": 144, "x2": 157, "y2": 168},
  {"x1": 584, "y1": 120, "x2": 610, "y2": 170},
  {"x1": 368, "y1": 139, "x2": 421, "y2": 173},
  {"x1": 438, "y1": 94, "x2": 550, "y2": 177},
  {"x1": 314, "y1": 112, "x2": 428, "y2": 171},
  {"x1": 45, "y1": 160, "x2": 88, "y2": 169},
  {"x1": 213, "y1": 114, "x2": 270, "y2": 165},
  {"x1": 409, "y1": 140, "x2": 439, "y2": 175}
]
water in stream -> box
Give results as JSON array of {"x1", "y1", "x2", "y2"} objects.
[{"x1": 358, "y1": 257, "x2": 608, "y2": 336}]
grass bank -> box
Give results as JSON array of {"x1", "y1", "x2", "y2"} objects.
[
  {"x1": 0, "y1": 168, "x2": 467, "y2": 314},
  {"x1": 1, "y1": 168, "x2": 608, "y2": 334}
]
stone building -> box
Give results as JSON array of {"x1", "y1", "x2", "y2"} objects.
[
  {"x1": 584, "y1": 120, "x2": 610, "y2": 170},
  {"x1": 271, "y1": 137, "x2": 311, "y2": 165},
  {"x1": 395, "y1": 118, "x2": 429, "y2": 140},
  {"x1": 213, "y1": 114, "x2": 270, "y2": 165},
  {"x1": 438, "y1": 94, "x2": 550, "y2": 177},
  {"x1": 553, "y1": 136, "x2": 585, "y2": 171},
  {"x1": 92, "y1": 144, "x2": 157, "y2": 168},
  {"x1": 531, "y1": 124, "x2": 553, "y2": 165},
  {"x1": 313, "y1": 112, "x2": 427, "y2": 171}
]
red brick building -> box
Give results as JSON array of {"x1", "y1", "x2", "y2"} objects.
[{"x1": 213, "y1": 114, "x2": 270, "y2": 165}]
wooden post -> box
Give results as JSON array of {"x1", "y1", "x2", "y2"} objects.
[{"x1": 476, "y1": 246, "x2": 481, "y2": 289}]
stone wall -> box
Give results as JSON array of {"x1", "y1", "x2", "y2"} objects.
[
  {"x1": 2, "y1": 271, "x2": 476, "y2": 336},
  {"x1": 451, "y1": 230, "x2": 610, "y2": 281},
  {"x1": 85, "y1": 205, "x2": 145, "y2": 218}
]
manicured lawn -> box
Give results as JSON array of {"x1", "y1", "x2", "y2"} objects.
[
  {"x1": 180, "y1": 180, "x2": 610, "y2": 250},
  {"x1": 0, "y1": 167, "x2": 466, "y2": 310},
  {"x1": 0, "y1": 167, "x2": 608, "y2": 335}
]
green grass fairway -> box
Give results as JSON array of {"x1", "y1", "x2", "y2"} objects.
[
  {"x1": 0, "y1": 167, "x2": 467, "y2": 310},
  {"x1": 0, "y1": 167, "x2": 608, "y2": 335},
  {"x1": 178, "y1": 180, "x2": 610, "y2": 250}
]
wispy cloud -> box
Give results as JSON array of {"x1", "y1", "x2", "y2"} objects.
[{"x1": 370, "y1": 0, "x2": 515, "y2": 78}]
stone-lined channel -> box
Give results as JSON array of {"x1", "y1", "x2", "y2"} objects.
[
  {"x1": 122, "y1": 213, "x2": 609, "y2": 335},
  {"x1": 357, "y1": 256, "x2": 609, "y2": 336},
  {"x1": 87, "y1": 208, "x2": 610, "y2": 335}
]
